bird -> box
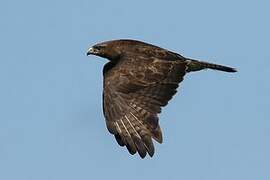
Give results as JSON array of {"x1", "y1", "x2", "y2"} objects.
[{"x1": 86, "y1": 39, "x2": 236, "y2": 158}]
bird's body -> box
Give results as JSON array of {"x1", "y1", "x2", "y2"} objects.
[{"x1": 87, "y1": 39, "x2": 236, "y2": 158}]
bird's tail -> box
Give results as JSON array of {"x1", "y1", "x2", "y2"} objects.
[{"x1": 185, "y1": 58, "x2": 237, "y2": 73}]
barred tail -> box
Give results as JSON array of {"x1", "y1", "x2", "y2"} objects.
[{"x1": 186, "y1": 58, "x2": 237, "y2": 73}]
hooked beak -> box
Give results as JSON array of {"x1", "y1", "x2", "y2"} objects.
[{"x1": 86, "y1": 47, "x2": 95, "y2": 56}]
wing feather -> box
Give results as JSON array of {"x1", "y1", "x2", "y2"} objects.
[{"x1": 102, "y1": 57, "x2": 187, "y2": 158}]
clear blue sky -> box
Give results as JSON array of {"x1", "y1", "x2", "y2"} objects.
[{"x1": 0, "y1": 0, "x2": 269, "y2": 179}]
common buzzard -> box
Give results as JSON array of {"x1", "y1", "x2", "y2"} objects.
[{"x1": 86, "y1": 39, "x2": 236, "y2": 158}]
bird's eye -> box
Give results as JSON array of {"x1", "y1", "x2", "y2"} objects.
[
  {"x1": 94, "y1": 46, "x2": 101, "y2": 50},
  {"x1": 94, "y1": 45, "x2": 106, "y2": 51}
]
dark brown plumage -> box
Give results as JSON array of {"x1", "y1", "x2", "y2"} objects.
[{"x1": 86, "y1": 39, "x2": 236, "y2": 158}]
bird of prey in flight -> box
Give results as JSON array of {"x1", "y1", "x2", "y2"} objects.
[{"x1": 86, "y1": 39, "x2": 236, "y2": 158}]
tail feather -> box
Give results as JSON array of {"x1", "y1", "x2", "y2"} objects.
[{"x1": 186, "y1": 58, "x2": 237, "y2": 73}]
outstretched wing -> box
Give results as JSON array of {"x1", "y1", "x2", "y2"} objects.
[{"x1": 103, "y1": 56, "x2": 187, "y2": 158}]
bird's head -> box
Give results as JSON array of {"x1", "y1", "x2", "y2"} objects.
[{"x1": 86, "y1": 40, "x2": 123, "y2": 61}]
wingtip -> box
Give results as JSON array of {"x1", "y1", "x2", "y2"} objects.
[{"x1": 138, "y1": 150, "x2": 147, "y2": 159}]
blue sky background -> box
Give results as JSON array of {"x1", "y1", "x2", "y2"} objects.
[{"x1": 0, "y1": 0, "x2": 269, "y2": 179}]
